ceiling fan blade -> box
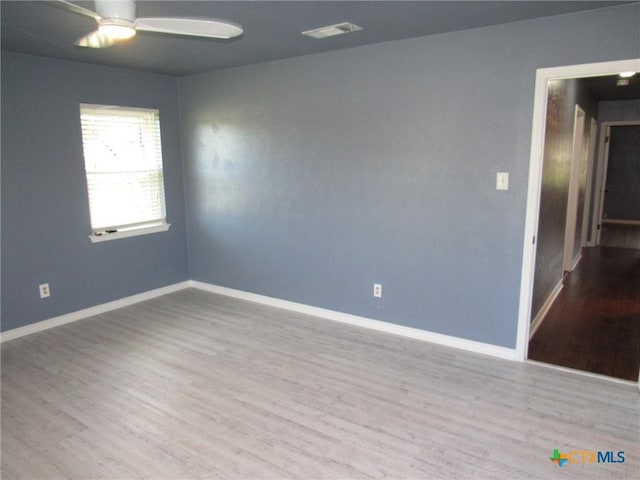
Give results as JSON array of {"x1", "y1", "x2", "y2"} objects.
[
  {"x1": 46, "y1": 0, "x2": 102, "y2": 21},
  {"x1": 135, "y1": 17, "x2": 243, "y2": 39},
  {"x1": 75, "y1": 30, "x2": 117, "y2": 48}
]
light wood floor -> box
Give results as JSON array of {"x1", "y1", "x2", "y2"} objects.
[{"x1": 2, "y1": 289, "x2": 639, "y2": 479}]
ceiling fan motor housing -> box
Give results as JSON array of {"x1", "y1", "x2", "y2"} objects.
[
  {"x1": 95, "y1": 0, "x2": 136, "y2": 39},
  {"x1": 95, "y1": 0, "x2": 136, "y2": 22}
]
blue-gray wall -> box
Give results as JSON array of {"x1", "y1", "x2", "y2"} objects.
[
  {"x1": 1, "y1": 52, "x2": 189, "y2": 331},
  {"x1": 599, "y1": 99, "x2": 640, "y2": 122},
  {"x1": 2, "y1": 4, "x2": 639, "y2": 347},
  {"x1": 179, "y1": 4, "x2": 640, "y2": 348}
]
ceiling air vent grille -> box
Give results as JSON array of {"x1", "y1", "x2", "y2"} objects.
[{"x1": 302, "y1": 22, "x2": 362, "y2": 39}]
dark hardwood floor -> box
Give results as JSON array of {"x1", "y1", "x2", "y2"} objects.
[{"x1": 528, "y1": 246, "x2": 640, "y2": 381}]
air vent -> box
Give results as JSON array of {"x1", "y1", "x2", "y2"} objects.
[{"x1": 302, "y1": 22, "x2": 362, "y2": 39}]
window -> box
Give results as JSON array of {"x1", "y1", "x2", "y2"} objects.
[{"x1": 79, "y1": 104, "x2": 169, "y2": 242}]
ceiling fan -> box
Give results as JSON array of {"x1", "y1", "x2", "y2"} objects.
[{"x1": 50, "y1": 0, "x2": 244, "y2": 48}]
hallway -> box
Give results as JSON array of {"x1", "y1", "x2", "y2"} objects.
[{"x1": 528, "y1": 246, "x2": 640, "y2": 381}]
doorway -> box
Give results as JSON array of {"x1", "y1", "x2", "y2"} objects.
[
  {"x1": 516, "y1": 59, "x2": 640, "y2": 381},
  {"x1": 594, "y1": 122, "x2": 640, "y2": 249}
]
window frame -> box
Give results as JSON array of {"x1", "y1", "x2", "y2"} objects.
[{"x1": 79, "y1": 103, "x2": 171, "y2": 243}]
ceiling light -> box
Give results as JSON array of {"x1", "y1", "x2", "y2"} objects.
[
  {"x1": 618, "y1": 71, "x2": 637, "y2": 78},
  {"x1": 99, "y1": 19, "x2": 136, "y2": 40},
  {"x1": 302, "y1": 22, "x2": 362, "y2": 39}
]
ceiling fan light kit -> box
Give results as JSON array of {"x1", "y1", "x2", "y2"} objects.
[{"x1": 98, "y1": 19, "x2": 136, "y2": 40}]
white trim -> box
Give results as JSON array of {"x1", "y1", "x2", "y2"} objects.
[
  {"x1": 516, "y1": 58, "x2": 640, "y2": 362},
  {"x1": 571, "y1": 251, "x2": 582, "y2": 271},
  {"x1": 515, "y1": 62, "x2": 550, "y2": 361},
  {"x1": 0, "y1": 281, "x2": 190, "y2": 343},
  {"x1": 594, "y1": 125, "x2": 611, "y2": 245},
  {"x1": 529, "y1": 60, "x2": 640, "y2": 80},
  {"x1": 583, "y1": 118, "x2": 598, "y2": 246},
  {"x1": 602, "y1": 219, "x2": 640, "y2": 226},
  {"x1": 89, "y1": 223, "x2": 171, "y2": 243},
  {"x1": 2, "y1": 278, "x2": 517, "y2": 360},
  {"x1": 189, "y1": 281, "x2": 518, "y2": 361},
  {"x1": 2, "y1": 277, "x2": 633, "y2": 385},
  {"x1": 529, "y1": 280, "x2": 563, "y2": 339}
]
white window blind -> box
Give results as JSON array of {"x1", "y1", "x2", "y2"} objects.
[{"x1": 80, "y1": 104, "x2": 167, "y2": 234}]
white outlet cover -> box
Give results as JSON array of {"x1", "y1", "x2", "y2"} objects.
[
  {"x1": 496, "y1": 172, "x2": 509, "y2": 190},
  {"x1": 39, "y1": 283, "x2": 50, "y2": 298}
]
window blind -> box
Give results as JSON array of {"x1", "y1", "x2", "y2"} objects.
[{"x1": 80, "y1": 104, "x2": 166, "y2": 232}]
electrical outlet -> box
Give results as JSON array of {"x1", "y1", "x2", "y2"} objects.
[
  {"x1": 373, "y1": 283, "x2": 382, "y2": 298},
  {"x1": 39, "y1": 283, "x2": 50, "y2": 299}
]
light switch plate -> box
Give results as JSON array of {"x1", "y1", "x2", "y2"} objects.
[{"x1": 496, "y1": 172, "x2": 509, "y2": 190}]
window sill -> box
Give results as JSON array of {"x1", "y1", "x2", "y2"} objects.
[{"x1": 89, "y1": 224, "x2": 171, "y2": 243}]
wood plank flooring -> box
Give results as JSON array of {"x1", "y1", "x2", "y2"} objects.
[
  {"x1": 529, "y1": 246, "x2": 640, "y2": 381},
  {"x1": 2, "y1": 288, "x2": 639, "y2": 479}
]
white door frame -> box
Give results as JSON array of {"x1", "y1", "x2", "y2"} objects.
[
  {"x1": 515, "y1": 58, "x2": 640, "y2": 361},
  {"x1": 592, "y1": 120, "x2": 640, "y2": 245},
  {"x1": 583, "y1": 118, "x2": 598, "y2": 247},
  {"x1": 563, "y1": 105, "x2": 586, "y2": 272}
]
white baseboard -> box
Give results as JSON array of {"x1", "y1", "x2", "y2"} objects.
[
  {"x1": 0, "y1": 281, "x2": 190, "y2": 343},
  {"x1": 602, "y1": 219, "x2": 640, "y2": 226},
  {"x1": 2, "y1": 279, "x2": 517, "y2": 361},
  {"x1": 529, "y1": 279, "x2": 563, "y2": 339},
  {"x1": 189, "y1": 280, "x2": 518, "y2": 361},
  {"x1": 571, "y1": 252, "x2": 582, "y2": 271}
]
